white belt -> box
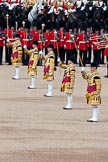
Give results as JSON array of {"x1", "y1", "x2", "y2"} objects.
[
  {"x1": 50, "y1": 40, "x2": 57, "y2": 42},
  {"x1": 66, "y1": 40, "x2": 73, "y2": 42},
  {"x1": 79, "y1": 41, "x2": 86, "y2": 43},
  {"x1": 23, "y1": 39, "x2": 29, "y2": 41},
  {"x1": 9, "y1": 38, "x2": 15, "y2": 41}
]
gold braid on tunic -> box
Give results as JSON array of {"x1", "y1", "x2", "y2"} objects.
[
  {"x1": 59, "y1": 62, "x2": 75, "y2": 93},
  {"x1": 10, "y1": 39, "x2": 23, "y2": 66},
  {"x1": 42, "y1": 51, "x2": 55, "y2": 80},
  {"x1": 82, "y1": 70, "x2": 102, "y2": 105},
  {"x1": 24, "y1": 47, "x2": 39, "y2": 75}
]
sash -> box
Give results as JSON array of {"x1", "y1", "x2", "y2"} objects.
[
  {"x1": 87, "y1": 85, "x2": 96, "y2": 93},
  {"x1": 44, "y1": 65, "x2": 50, "y2": 73},
  {"x1": 11, "y1": 52, "x2": 18, "y2": 58},
  {"x1": 28, "y1": 60, "x2": 33, "y2": 66},
  {"x1": 62, "y1": 76, "x2": 71, "y2": 83}
]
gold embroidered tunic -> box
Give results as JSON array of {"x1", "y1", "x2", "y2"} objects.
[
  {"x1": 59, "y1": 62, "x2": 75, "y2": 94},
  {"x1": 24, "y1": 47, "x2": 39, "y2": 76},
  {"x1": 42, "y1": 51, "x2": 55, "y2": 81},
  {"x1": 82, "y1": 70, "x2": 102, "y2": 105}
]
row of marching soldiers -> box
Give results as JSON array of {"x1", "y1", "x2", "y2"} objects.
[
  {"x1": 0, "y1": 20, "x2": 108, "y2": 66},
  {"x1": 2, "y1": 28, "x2": 103, "y2": 123}
]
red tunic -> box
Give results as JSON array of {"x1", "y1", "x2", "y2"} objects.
[
  {"x1": 4, "y1": 29, "x2": 15, "y2": 43},
  {"x1": 90, "y1": 33, "x2": 100, "y2": 50},
  {"x1": 50, "y1": 31, "x2": 58, "y2": 49},
  {"x1": 58, "y1": 29, "x2": 64, "y2": 47},
  {"x1": 104, "y1": 45, "x2": 108, "y2": 56},
  {"x1": 64, "y1": 32, "x2": 75, "y2": 50},
  {"x1": 77, "y1": 33, "x2": 88, "y2": 50},
  {"x1": 21, "y1": 31, "x2": 32, "y2": 48},
  {"x1": 44, "y1": 32, "x2": 51, "y2": 48},
  {"x1": 0, "y1": 30, "x2": 4, "y2": 47}
]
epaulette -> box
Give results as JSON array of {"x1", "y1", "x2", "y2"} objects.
[
  {"x1": 48, "y1": 51, "x2": 55, "y2": 58},
  {"x1": 91, "y1": 72, "x2": 101, "y2": 79}
]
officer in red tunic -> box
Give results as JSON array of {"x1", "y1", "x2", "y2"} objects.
[
  {"x1": 58, "y1": 24, "x2": 65, "y2": 63},
  {"x1": 64, "y1": 27, "x2": 77, "y2": 64},
  {"x1": 32, "y1": 27, "x2": 44, "y2": 65},
  {"x1": 77, "y1": 24, "x2": 88, "y2": 66},
  {"x1": 30, "y1": 26, "x2": 38, "y2": 44},
  {"x1": 50, "y1": 29, "x2": 58, "y2": 66},
  {"x1": 44, "y1": 23, "x2": 51, "y2": 55},
  {"x1": 34, "y1": 28, "x2": 43, "y2": 52},
  {"x1": 21, "y1": 21, "x2": 33, "y2": 65}
]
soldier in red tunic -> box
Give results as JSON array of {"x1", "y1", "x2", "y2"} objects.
[
  {"x1": 44, "y1": 23, "x2": 51, "y2": 55},
  {"x1": 77, "y1": 23, "x2": 88, "y2": 66},
  {"x1": 58, "y1": 24, "x2": 65, "y2": 63},
  {"x1": 21, "y1": 21, "x2": 33, "y2": 65},
  {"x1": 50, "y1": 29, "x2": 58, "y2": 66},
  {"x1": 64, "y1": 27, "x2": 77, "y2": 64}
]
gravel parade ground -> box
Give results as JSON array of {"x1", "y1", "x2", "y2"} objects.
[{"x1": 0, "y1": 63, "x2": 108, "y2": 162}]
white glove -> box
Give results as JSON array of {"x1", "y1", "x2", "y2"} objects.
[
  {"x1": 81, "y1": 67, "x2": 85, "y2": 72},
  {"x1": 57, "y1": 57, "x2": 61, "y2": 62},
  {"x1": 23, "y1": 45, "x2": 27, "y2": 49},
  {"x1": 7, "y1": 38, "x2": 10, "y2": 42},
  {"x1": 39, "y1": 50, "x2": 44, "y2": 55},
  {"x1": 89, "y1": 7, "x2": 92, "y2": 11}
]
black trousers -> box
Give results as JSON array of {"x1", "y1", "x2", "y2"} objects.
[
  {"x1": 93, "y1": 49, "x2": 101, "y2": 66},
  {"x1": 79, "y1": 50, "x2": 87, "y2": 66},
  {"x1": 22, "y1": 47, "x2": 30, "y2": 65},
  {"x1": 59, "y1": 47, "x2": 65, "y2": 63},
  {"x1": 66, "y1": 49, "x2": 77, "y2": 64},
  {"x1": 5, "y1": 46, "x2": 12, "y2": 65},
  {"x1": 72, "y1": 48, "x2": 77, "y2": 64},
  {"x1": 0, "y1": 46, "x2": 3, "y2": 65},
  {"x1": 100, "y1": 48, "x2": 105, "y2": 64},
  {"x1": 53, "y1": 49, "x2": 58, "y2": 66}
]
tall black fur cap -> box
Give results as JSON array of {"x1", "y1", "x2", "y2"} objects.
[{"x1": 91, "y1": 62, "x2": 98, "y2": 67}]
